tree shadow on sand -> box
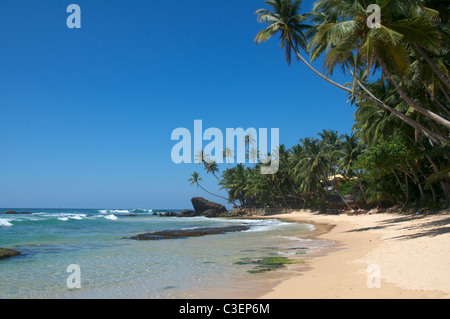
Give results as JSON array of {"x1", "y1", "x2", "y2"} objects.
[{"x1": 346, "y1": 214, "x2": 450, "y2": 241}]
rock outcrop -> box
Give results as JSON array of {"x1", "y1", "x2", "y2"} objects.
[
  {"x1": 0, "y1": 248, "x2": 21, "y2": 260},
  {"x1": 191, "y1": 197, "x2": 229, "y2": 217},
  {"x1": 4, "y1": 211, "x2": 32, "y2": 215},
  {"x1": 129, "y1": 225, "x2": 250, "y2": 241}
]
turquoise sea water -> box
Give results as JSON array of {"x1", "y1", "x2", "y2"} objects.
[{"x1": 0, "y1": 208, "x2": 332, "y2": 299}]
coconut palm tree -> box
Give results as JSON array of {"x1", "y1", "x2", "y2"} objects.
[
  {"x1": 203, "y1": 161, "x2": 220, "y2": 181},
  {"x1": 318, "y1": 129, "x2": 341, "y2": 176},
  {"x1": 188, "y1": 171, "x2": 228, "y2": 201},
  {"x1": 353, "y1": 80, "x2": 403, "y2": 146},
  {"x1": 194, "y1": 150, "x2": 211, "y2": 164},
  {"x1": 223, "y1": 146, "x2": 235, "y2": 164},
  {"x1": 255, "y1": 0, "x2": 448, "y2": 144},
  {"x1": 307, "y1": 0, "x2": 450, "y2": 132},
  {"x1": 295, "y1": 137, "x2": 329, "y2": 195},
  {"x1": 337, "y1": 133, "x2": 368, "y2": 204},
  {"x1": 255, "y1": 0, "x2": 348, "y2": 88},
  {"x1": 219, "y1": 164, "x2": 250, "y2": 206}
]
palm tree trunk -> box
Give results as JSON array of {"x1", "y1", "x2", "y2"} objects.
[
  {"x1": 418, "y1": 183, "x2": 425, "y2": 207},
  {"x1": 273, "y1": 178, "x2": 290, "y2": 209},
  {"x1": 356, "y1": 172, "x2": 367, "y2": 205},
  {"x1": 429, "y1": 183, "x2": 438, "y2": 205},
  {"x1": 291, "y1": 45, "x2": 447, "y2": 144},
  {"x1": 422, "y1": 81, "x2": 450, "y2": 117},
  {"x1": 332, "y1": 177, "x2": 353, "y2": 210},
  {"x1": 353, "y1": 74, "x2": 446, "y2": 145},
  {"x1": 443, "y1": 181, "x2": 450, "y2": 209},
  {"x1": 425, "y1": 157, "x2": 450, "y2": 209},
  {"x1": 405, "y1": 173, "x2": 410, "y2": 204},
  {"x1": 197, "y1": 184, "x2": 229, "y2": 202},
  {"x1": 392, "y1": 170, "x2": 408, "y2": 200},
  {"x1": 378, "y1": 57, "x2": 450, "y2": 131},
  {"x1": 413, "y1": 43, "x2": 450, "y2": 90},
  {"x1": 441, "y1": 87, "x2": 450, "y2": 104},
  {"x1": 292, "y1": 47, "x2": 352, "y2": 92},
  {"x1": 415, "y1": 138, "x2": 450, "y2": 208}
]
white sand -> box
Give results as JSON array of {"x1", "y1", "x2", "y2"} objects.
[{"x1": 259, "y1": 210, "x2": 450, "y2": 299}]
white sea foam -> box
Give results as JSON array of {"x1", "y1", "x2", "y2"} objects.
[
  {"x1": 0, "y1": 219, "x2": 13, "y2": 227},
  {"x1": 277, "y1": 251, "x2": 298, "y2": 256},
  {"x1": 58, "y1": 217, "x2": 69, "y2": 221},
  {"x1": 241, "y1": 219, "x2": 290, "y2": 232},
  {"x1": 104, "y1": 214, "x2": 119, "y2": 221},
  {"x1": 280, "y1": 236, "x2": 312, "y2": 242},
  {"x1": 303, "y1": 223, "x2": 316, "y2": 231},
  {"x1": 69, "y1": 215, "x2": 84, "y2": 220},
  {"x1": 99, "y1": 209, "x2": 135, "y2": 215}
]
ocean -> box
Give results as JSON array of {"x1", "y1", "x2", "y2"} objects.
[{"x1": 0, "y1": 208, "x2": 333, "y2": 299}]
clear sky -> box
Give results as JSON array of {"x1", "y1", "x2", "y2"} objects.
[{"x1": 0, "y1": 0, "x2": 355, "y2": 210}]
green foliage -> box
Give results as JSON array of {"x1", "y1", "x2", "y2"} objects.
[
  {"x1": 356, "y1": 135, "x2": 417, "y2": 178},
  {"x1": 336, "y1": 179, "x2": 359, "y2": 195},
  {"x1": 214, "y1": 127, "x2": 449, "y2": 209},
  {"x1": 190, "y1": 0, "x2": 450, "y2": 210}
]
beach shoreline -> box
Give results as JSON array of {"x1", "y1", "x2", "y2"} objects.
[{"x1": 255, "y1": 210, "x2": 450, "y2": 299}]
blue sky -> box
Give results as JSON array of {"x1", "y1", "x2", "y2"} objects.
[{"x1": 0, "y1": 0, "x2": 355, "y2": 209}]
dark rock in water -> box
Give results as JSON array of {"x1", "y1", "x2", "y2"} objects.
[
  {"x1": 191, "y1": 197, "x2": 228, "y2": 217},
  {"x1": 158, "y1": 211, "x2": 178, "y2": 217},
  {"x1": 0, "y1": 248, "x2": 21, "y2": 260},
  {"x1": 177, "y1": 209, "x2": 196, "y2": 217},
  {"x1": 129, "y1": 225, "x2": 250, "y2": 241},
  {"x1": 5, "y1": 211, "x2": 32, "y2": 215},
  {"x1": 157, "y1": 210, "x2": 197, "y2": 217}
]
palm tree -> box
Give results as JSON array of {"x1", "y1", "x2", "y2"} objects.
[
  {"x1": 255, "y1": 0, "x2": 347, "y2": 88},
  {"x1": 295, "y1": 137, "x2": 329, "y2": 196},
  {"x1": 307, "y1": 0, "x2": 450, "y2": 133},
  {"x1": 353, "y1": 80, "x2": 402, "y2": 146},
  {"x1": 318, "y1": 129, "x2": 341, "y2": 177},
  {"x1": 337, "y1": 133, "x2": 368, "y2": 204},
  {"x1": 188, "y1": 171, "x2": 228, "y2": 201},
  {"x1": 223, "y1": 147, "x2": 234, "y2": 164},
  {"x1": 255, "y1": 0, "x2": 448, "y2": 144},
  {"x1": 203, "y1": 160, "x2": 236, "y2": 205},
  {"x1": 194, "y1": 150, "x2": 210, "y2": 164},
  {"x1": 203, "y1": 161, "x2": 220, "y2": 181},
  {"x1": 248, "y1": 147, "x2": 259, "y2": 164},
  {"x1": 219, "y1": 164, "x2": 250, "y2": 206}
]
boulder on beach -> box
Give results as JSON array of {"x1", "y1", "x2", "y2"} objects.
[
  {"x1": 0, "y1": 248, "x2": 21, "y2": 260},
  {"x1": 191, "y1": 197, "x2": 229, "y2": 217}
]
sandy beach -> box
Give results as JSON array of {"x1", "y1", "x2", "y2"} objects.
[{"x1": 259, "y1": 210, "x2": 450, "y2": 299}]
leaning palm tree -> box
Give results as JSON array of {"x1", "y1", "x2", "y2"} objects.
[
  {"x1": 352, "y1": 80, "x2": 403, "y2": 146},
  {"x1": 254, "y1": 0, "x2": 447, "y2": 144},
  {"x1": 188, "y1": 171, "x2": 228, "y2": 201},
  {"x1": 307, "y1": 0, "x2": 450, "y2": 135},
  {"x1": 203, "y1": 161, "x2": 220, "y2": 181},
  {"x1": 255, "y1": 0, "x2": 366, "y2": 91}
]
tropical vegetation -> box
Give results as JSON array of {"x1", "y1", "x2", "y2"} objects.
[{"x1": 188, "y1": 0, "x2": 449, "y2": 211}]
